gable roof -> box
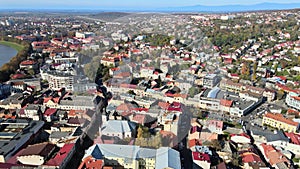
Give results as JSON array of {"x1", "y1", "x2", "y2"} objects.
[
  {"x1": 44, "y1": 108, "x2": 57, "y2": 116},
  {"x1": 19, "y1": 142, "x2": 56, "y2": 157},
  {"x1": 101, "y1": 120, "x2": 136, "y2": 134},
  {"x1": 46, "y1": 143, "x2": 75, "y2": 166},
  {"x1": 261, "y1": 143, "x2": 290, "y2": 166},
  {"x1": 264, "y1": 112, "x2": 299, "y2": 127}
]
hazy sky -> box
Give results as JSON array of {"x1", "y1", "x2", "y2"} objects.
[{"x1": 0, "y1": 0, "x2": 299, "y2": 9}]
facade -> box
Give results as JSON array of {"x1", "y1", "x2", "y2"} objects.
[
  {"x1": 0, "y1": 120, "x2": 44, "y2": 163},
  {"x1": 83, "y1": 144, "x2": 181, "y2": 169},
  {"x1": 286, "y1": 92, "x2": 300, "y2": 111},
  {"x1": 203, "y1": 74, "x2": 219, "y2": 88},
  {"x1": 219, "y1": 79, "x2": 243, "y2": 93},
  {"x1": 0, "y1": 84, "x2": 11, "y2": 99},
  {"x1": 75, "y1": 32, "x2": 95, "y2": 39},
  {"x1": 48, "y1": 74, "x2": 74, "y2": 91},
  {"x1": 100, "y1": 120, "x2": 136, "y2": 139},
  {"x1": 17, "y1": 143, "x2": 56, "y2": 166},
  {"x1": 262, "y1": 112, "x2": 299, "y2": 132}
]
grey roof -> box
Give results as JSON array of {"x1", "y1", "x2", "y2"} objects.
[
  {"x1": 0, "y1": 120, "x2": 44, "y2": 160},
  {"x1": 26, "y1": 104, "x2": 40, "y2": 110},
  {"x1": 155, "y1": 147, "x2": 181, "y2": 169},
  {"x1": 137, "y1": 148, "x2": 157, "y2": 158},
  {"x1": 101, "y1": 120, "x2": 136, "y2": 133},
  {"x1": 207, "y1": 87, "x2": 220, "y2": 99},
  {"x1": 49, "y1": 131, "x2": 70, "y2": 139},
  {"x1": 60, "y1": 96, "x2": 94, "y2": 107},
  {"x1": 85, "y1": 144, "x2": 140, "y2": 160},
  {"x1": 265, "y1": 130, "x2": 289, "y2": 142},
  {"x1": 249, "y1": 125, "x2": 289, "y2": 142},
  {"x1": 84, "y1": 144, "x2": 181, "y2": 168},
  {"x1": 0, "y1": 93, "x2": 24, "y2": 105}
]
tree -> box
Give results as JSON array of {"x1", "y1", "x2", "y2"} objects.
[
  {"x1": 232, "y1": 152, "x2": 242, "y2": 167},
  {"x1": 188, "y1": 86, "x2": 199, "y2": 98},
  {"x1": 277, "y1": 90, "x2": 285, "y2": 100},
  {"x1": 209, "y1": 140, "x2": 222, "y2": 151},
  {"x1": 241, "y1": 62, "x2": 250, "y2": 76},
  {"x1": 137, "y1": 126, "x2": 144, "y2": 138}
]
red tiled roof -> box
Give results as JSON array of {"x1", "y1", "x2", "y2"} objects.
[
  {"x1": 46, "y1": 143, "x2": 75, "y2": 166},
  {"x1": 208, "y1": 120, "x2": 223, "y2": 128},
  {"x1": 264, "y1": 112, "x2": 299, "y2": 127},
  {"x1": 114, "y1": 72, "x2": 131, "y2": 78},
  {"x1": 132, "y1": 114, "x2": 146, "y2": 124},
  {"x1": 116, "y1": 103, "x2": 135, "y2": 112},
  {"x1": 220, "y1": 99, "x2": 233, "y2": 107},
  {"x1": 260, "y1": 143, "x2": 290, "y2": 166},
  {"x1": 189, "y1": 139, "x2": 202, "y2": 147},
  {"x1": 158, "y1": 102, "x2": 170, "y2": 109},
  {"x1": 19, "y1": 142, "x2": 56, "y2": 157},
  {"x1": 242, "y1": 152, "x2": 263, "y2": 163},
  {"x1": 20, "y1": 60, "x2": 37, "y2": 66},
  {"x1": 292, "y1": 96, "x2": 300, "y2": 101},
  {"x1": 68, "y1": 109, "x2": 85, "y2": 117},
  {"x1": 11, "y1": 74, "x2": 26, "y2": 80},
  {"x1": 44, "y1": 108, "x2": 57, "y2": 116},
  {"x1": 192, "y1": 152, "x2": 210, "y2": 162},
  {"x1": 285, "y1": 132, "x2": 300, "y2": 145}
]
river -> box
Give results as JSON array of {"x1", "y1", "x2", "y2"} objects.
[{"x1": 0, "y1": 44, "x2": 18, "y2": 67}]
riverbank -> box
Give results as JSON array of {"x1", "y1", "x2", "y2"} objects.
[{"x1": 0, "y1": 41, "x2": 24, "y2": 52}]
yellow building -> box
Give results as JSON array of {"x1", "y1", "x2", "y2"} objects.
[{"x1": 262, "y1": 112, "x2": 299, "y2": 132}]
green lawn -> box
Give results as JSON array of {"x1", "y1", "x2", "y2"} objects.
[{"x1": 0, "y1": 41, "x2": 24, "y2": 52}]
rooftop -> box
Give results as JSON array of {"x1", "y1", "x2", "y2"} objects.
[{"x1": 264, "y1": 112, "x2": 299, "y2": 127}]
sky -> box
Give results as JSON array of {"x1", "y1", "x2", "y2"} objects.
[{"x1": 0, "y1": 0, "x2": 300, "y2": 9}]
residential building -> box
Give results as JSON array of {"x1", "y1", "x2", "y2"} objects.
[
  {"x1": 82, "y1": 144, "x2": 181, "y2": 169},
  {"x1": 17, "y1": 142, "x2": 56, "y2": 166},
  {"x1": 203, "y1": 74, "x2": 219, "y2": 88},
  {"x1": 0, "y1": 120, "x2": 44, "y2": 162},
  {"x1": 286, "y1": 92, "x2": 300, "y2": 111},
  {"x1": 207, "y1": 120, "x2": 223, "y2": 134},
  {"x1": 46, "y1": 143, "x2": 75, "y2": 168},
  {"x1": 100, "y1": 120, "x2": 136, "y2": 139},
  {"x1": 192, "y1": 152, "x2": 211, "y2": 169},
  {"x1": 259, "y1": 143, "x2": 291, "y2": 169},
  {"x1": 75, "y1": 32, "x2": 95, "y2": 39},
  {"x1": 262, "y1": 112, "x2": 299, "y2": 132}
]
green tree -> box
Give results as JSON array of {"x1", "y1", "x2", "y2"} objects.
[{"x1": 188, "y1": 86, "x2": 200, "y2": 98}]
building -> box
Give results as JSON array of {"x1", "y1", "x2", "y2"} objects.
[
  {"x1": 286, "y1": 92, "x2": 300, "y2": 111},
  {"x1": 207, "y1": 120, "x2": 223, "y2": 134},
  {"x1": 0, "y1": 84, "x2": 11, "y2": 99},
  {"x1": 262, "y1": 112, "x2": 299, "y2": 132},
  {"x1": 46, "y1": 143, "x2": 75, "y2": 168},
  {"x1": 19, "y1": 60, "x2": 38, "y2": 70},
  {"x1": 75, "y1": 32, "x2": 95, "y2": 39},
  {"x1": 220, "y1": 79, "x2": 243, "y2": 93},
  {"x1": 260, "y1": 143, "x2": 291, "y2": 169},
  {"x1": 83, "y1": 144, "x2": 181, "y2": 169},
  {"x1": 192, "y1": 152, "x2": 211, "y2": 169},
  {"x1": 0, "y1": 120, "x2": 44, "y2": 162},
  {"x1": 48, "y1": 73, "x2": 74, "y2": 91},
  {"x1": 0, "y1": 93, "x2": 30, "y2": 109},
  {"x1": 100, "y1": 120, "x2": 136, "y2": 139},
  {"x1": 17, "y1": 142, "x2": 56, "y2": 166},
  {"x1": 203, "y1": 74, "x2": 219, "y2": 88},
  {"x1": 22, "y1": 104, "x2": 41, "y2": 121}
]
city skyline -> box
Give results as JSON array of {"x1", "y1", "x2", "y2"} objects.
[{"x1": 0, "y1": 0, "x2": 300, "y2": 9}]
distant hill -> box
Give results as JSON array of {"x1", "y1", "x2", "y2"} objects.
[
  {"x1": 88, "y1": 12, "x2": 131, "y2": 21},
  {"x1": 163, "y1": 3, "x2": 300, "y2": 13}
]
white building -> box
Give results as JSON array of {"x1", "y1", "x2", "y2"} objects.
[
  {"x1": 75, "y1": 32, "x2": 95, "y2": 39},
  {"x1": 286, "y1": 92, "x2": 300, "y2": 111},
  {"x1": 203, "y1": 74, "x2": 219, "y2": 88}
]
